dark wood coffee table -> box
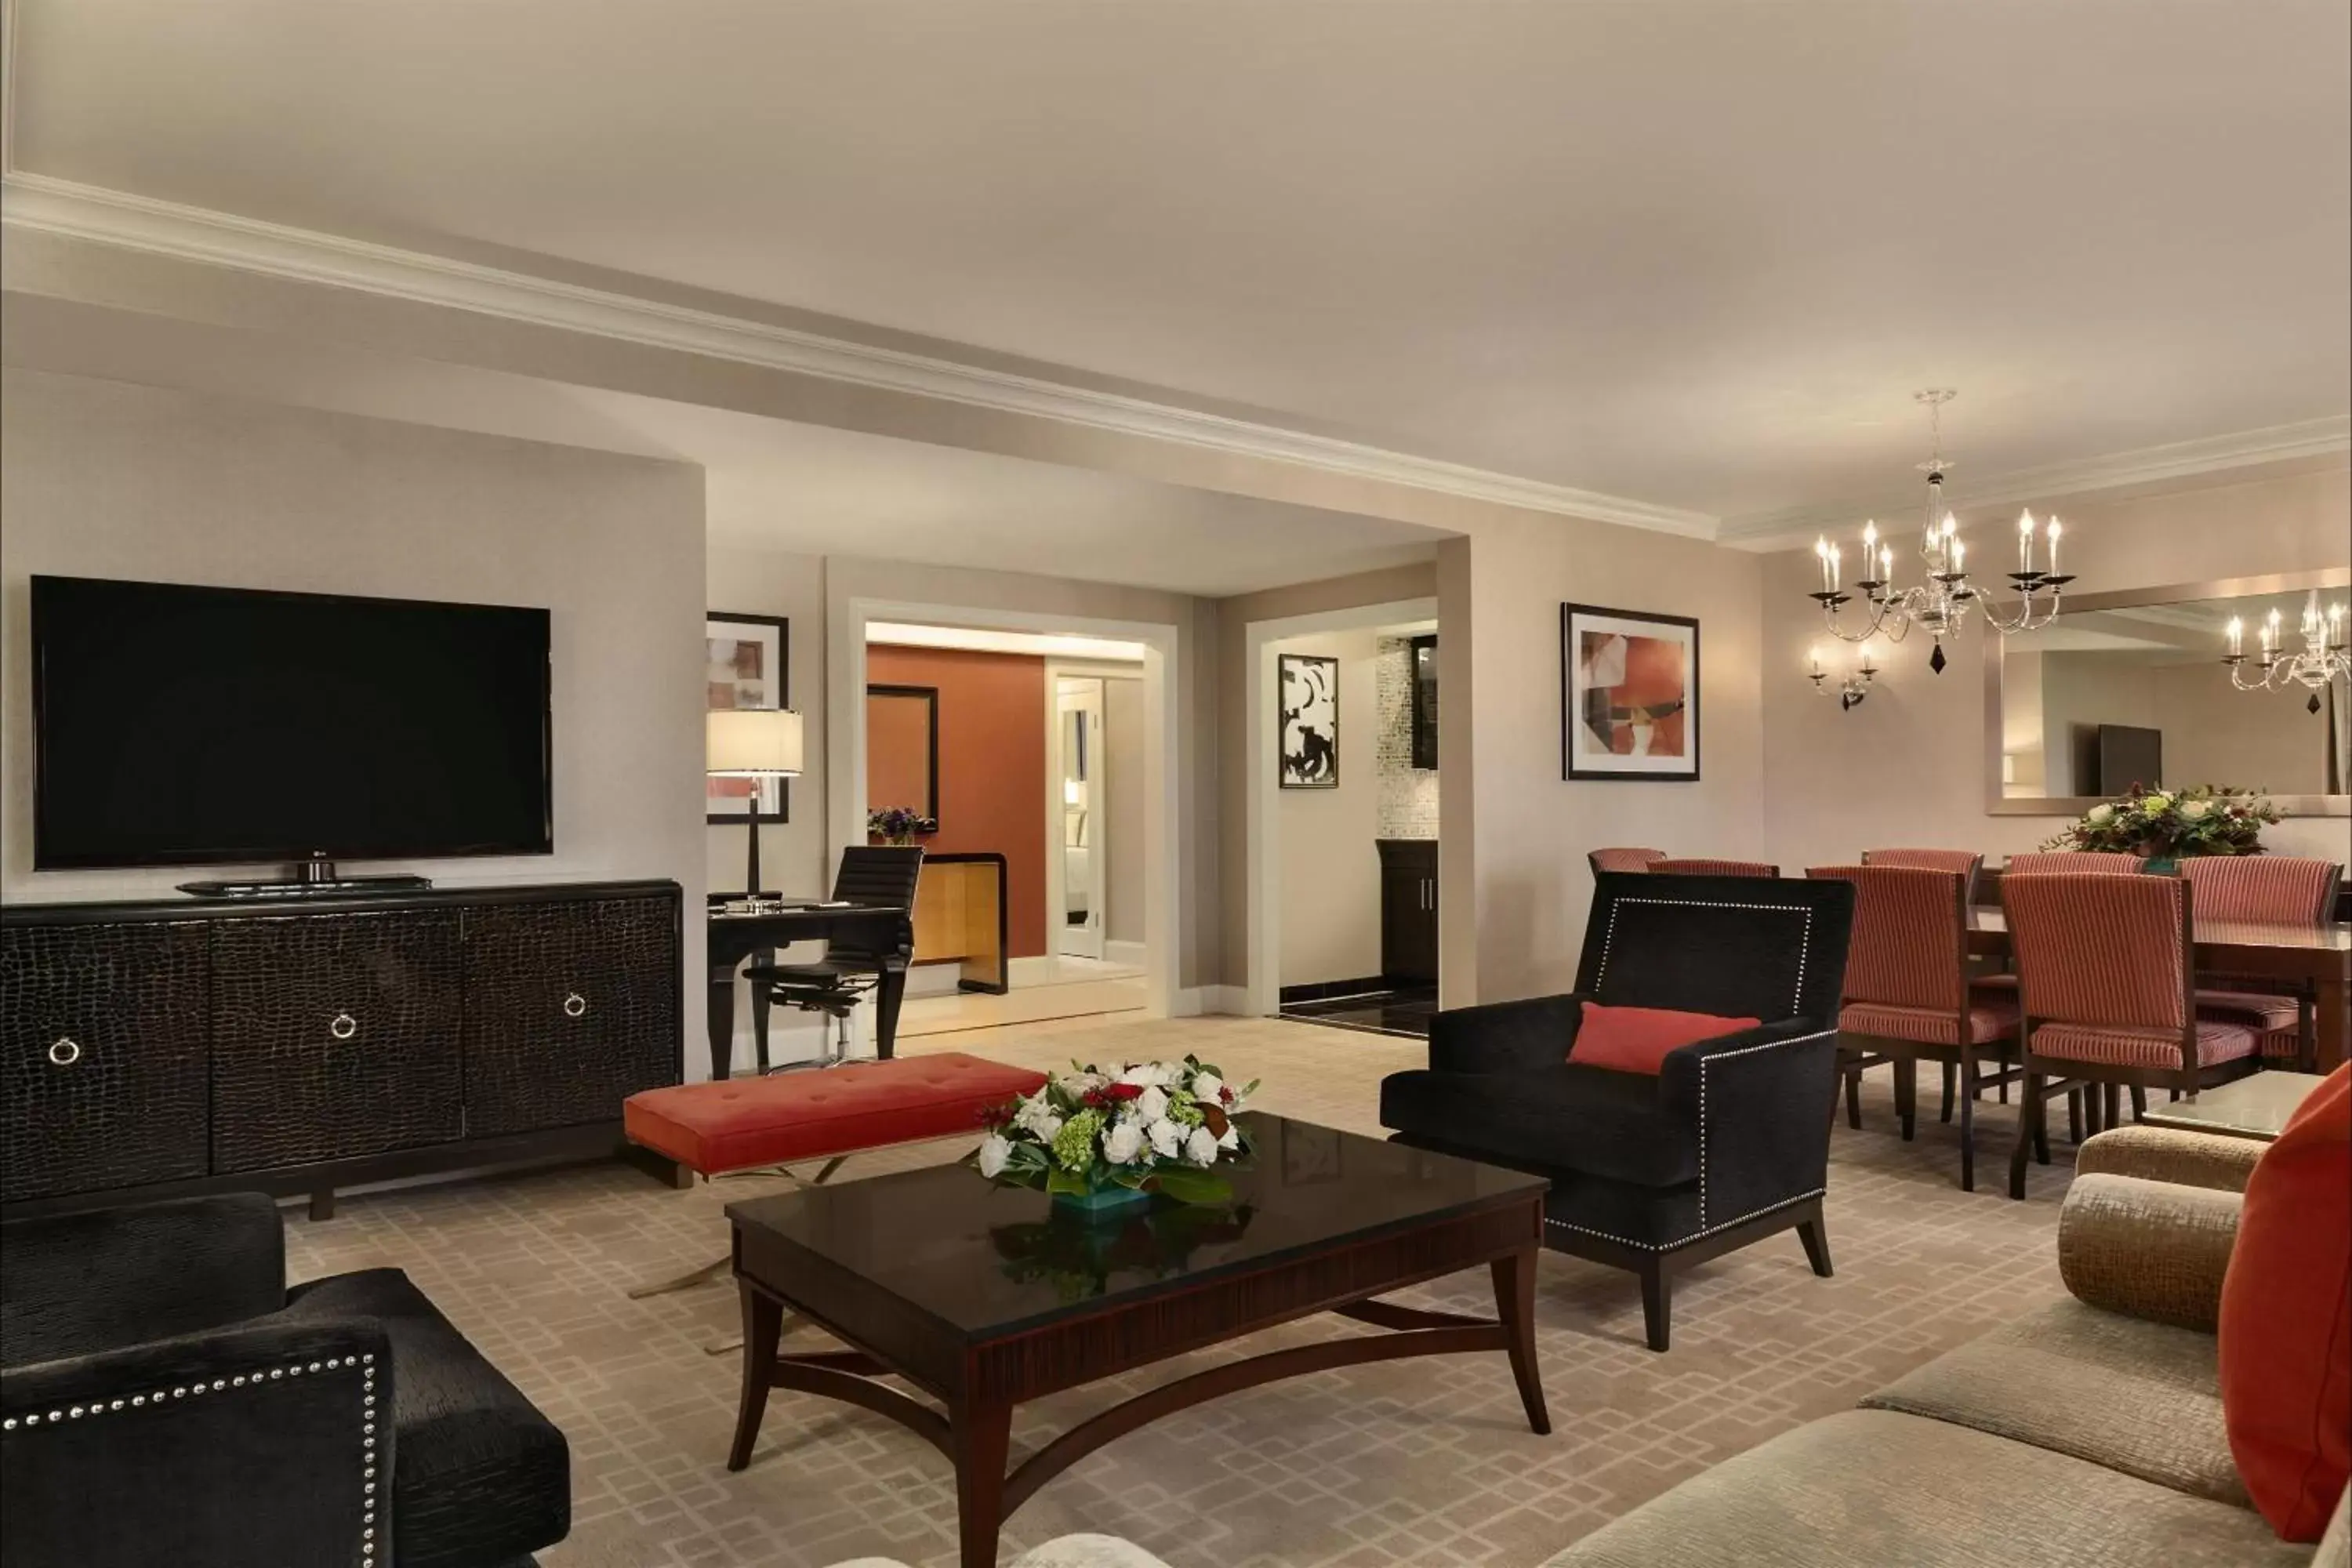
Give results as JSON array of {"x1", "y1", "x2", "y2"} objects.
[{"x1": 723, "y1": 1112, "x2": 1551, "y2": 1566}]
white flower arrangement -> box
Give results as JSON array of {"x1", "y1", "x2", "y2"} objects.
[{"x1": 975, "y1": 1056, "x2": 1259, "y2": 1203}]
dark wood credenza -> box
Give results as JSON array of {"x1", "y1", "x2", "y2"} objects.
[{"x1": 1, "y1": 879, "x2": 684, "y2": 1218}]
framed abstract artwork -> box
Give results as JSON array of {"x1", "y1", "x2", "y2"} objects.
[
  {"x1": 706, "y1": 611, "x2": 790, "y2": 823},
  {"x1": 1562, "y1": 603, "x2": 1700, "y2": 782},
  {"x1": 1278, "y1": 652, "x2": 1339, "y2": 788}
]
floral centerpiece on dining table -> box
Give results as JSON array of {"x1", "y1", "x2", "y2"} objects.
[
  {"x1": 975, "y1": 1057, "x2": 1260, "y2": 1211},
  {"x1": 2041, "y1": 783, "x2": 2280, "y2": 862}
]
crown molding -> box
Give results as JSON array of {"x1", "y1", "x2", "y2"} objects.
[
  {"x1": 0, "y1": 171, "x2": 1720, "y2": 539},
  {"x1": 1718, "y1": 416, "x2": 2352, "y2": 550}
]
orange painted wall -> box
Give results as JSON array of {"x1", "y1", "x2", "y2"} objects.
[{"x1": 866, "y1": 644, "x2": 1049, "y2": 957}]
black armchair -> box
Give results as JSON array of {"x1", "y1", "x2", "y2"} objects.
[
  {"x1": 2, "y1": 1193, "x2": 567, "y2": 1568},
  {"x1": 1380, "y1": 873, "x2": 1855, "y2": 1352}
]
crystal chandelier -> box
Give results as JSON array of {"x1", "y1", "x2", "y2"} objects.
[
  {"x1": 2223, "y1": 590, "x2": 2350, "y2": 713},
  {"x1": 1809, "y1": 390, "x2": 2074, "y2": 673}
]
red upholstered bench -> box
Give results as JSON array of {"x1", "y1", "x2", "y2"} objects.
[
  {"x1": 624, "y1": 1051, "x2": 1047, "y2": 1176},
  {"x1": 622, "y1": 1052, "x2": 1047, "y2": 1305}
]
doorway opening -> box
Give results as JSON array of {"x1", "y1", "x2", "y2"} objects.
[
  {"x1": 1246, "y1": 597, "x2": 1441, "y2": 1039},
  {"x1": 837, "y1": 615, "x2": 1163, "y2": 1039}
]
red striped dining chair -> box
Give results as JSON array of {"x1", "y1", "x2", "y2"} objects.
[
  {"x1": 2183, "y1": 855, "x2": 2345, "y2": 1070},
  {"x1": 1862, "y1": 848, "x2": 1985, "y2": 906},
  {"x1": 2001, "y1": 851, "x2": 2147, "y2": 876},
  {"x1": 2000, "y1": 872, "x2": 2263, "y2": 1200},
  {"x1": 1809, "y1": 865, "x2": 2020, "y2": 1190},
  {"x1": 1588, "y1": 847, "x2": 1668, "y2": 876},
  {"x1": 1651, "y1": 858, "x2": 1780, "y2": 878},
  {"x1": 1976, "y1": 851, "x2": 2147, "y2": 1003}
]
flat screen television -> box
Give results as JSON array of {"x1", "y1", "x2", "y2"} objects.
[
  {"x1": 31, "y1": 575, "x2": 552, "y2": 869},
  {"x1": 2095, "y1": 723, "x2": 2164, "y2": 797}
]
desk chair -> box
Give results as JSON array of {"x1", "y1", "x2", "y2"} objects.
[{"x1": 746, "y1": 847, "x2": 924, "y2": 1069}]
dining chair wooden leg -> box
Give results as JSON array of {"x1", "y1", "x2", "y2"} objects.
[
  {"x1": 1957, "y1": 1047, "x2": 1977, "y2": 1192},
  {"x1": 2033, "y1": 1085, "x2": 2053, "y2": 1166},
  {"x1": 1845, "y1": 1066, "x2": 1864, "y2": 1131},
  {"x1": 1940, "y1": 1062, "x2": 1956, "y2": 1124},
  {"x1": 2009, "y1": 1072, "x2": 2042, "y2": 1200},
  {"x1": 1895, "y1": 1058, "x2": 1918, "y2": 1142},
  {"x1": 2129, "y1": 1084, "x2": 2147, "y2": 1123},
  {"x1": 2103, "y1": 1083, "x2": 2123, "y2": 1131},
  {"x1": 1998, "y1": 1045, "x2": 2012, "y2": 1104},
  {"x1": 2067, "y1": 1089, "x2": 2083, "y2": 1144}
]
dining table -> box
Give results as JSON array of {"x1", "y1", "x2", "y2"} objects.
[{"x1": 1966, "y1": 910, "x2": 2352, "y2": 1072}]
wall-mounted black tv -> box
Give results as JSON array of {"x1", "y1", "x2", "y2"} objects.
[
  {"x1": 31, "y1": 575, "x2": 552, "y2": 869},
  {"x1": 2095, "y1": 723, "x2": 2164, "y2": 797}
]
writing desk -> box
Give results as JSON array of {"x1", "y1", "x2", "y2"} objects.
[{"x1": 708, "y1": 899, "x2": 913, "y2": 1079}]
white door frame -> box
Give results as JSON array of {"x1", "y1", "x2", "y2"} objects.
[
  {"x1": 1051, "y1": 677, "x2": 1107, "y2": 960},
  {"x1": 1244, "y1": 597, "x2": 1439, "y2": 1018},
  {"x1": 830, "y1": 597, "x2": 1182, "y2": 1019}
]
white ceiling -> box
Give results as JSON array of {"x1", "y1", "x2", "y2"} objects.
[
  {"x1": 11, "y1": 0, "x2": 2347, "y2": 524},
  {"x1": 0, "y1": 294, "x2": 1443, "y2": 597}
]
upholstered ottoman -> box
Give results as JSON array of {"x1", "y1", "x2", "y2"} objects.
[
  {"x1": 622, "y1": 1052, "x2": 1048, "y2": 1300},
  {"x1": 623, "y1": 1052, "x2": 1047, "y2": 1177}
]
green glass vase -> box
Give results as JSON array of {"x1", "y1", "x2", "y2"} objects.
[{"x1": 1050, "y1": 1185, "x2": 1152, "y2": 1220}]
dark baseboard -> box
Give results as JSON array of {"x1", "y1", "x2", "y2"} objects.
[{"x1": 1279, "y1": 976, "x2": 1392, "y2": 1005}]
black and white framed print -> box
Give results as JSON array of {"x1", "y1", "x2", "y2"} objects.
[
  {"x1": 706, "y1": 611, "x2": 790, "y2": 823},
  {"x1": 1562, "y1": 603, "x2": 1700, "y2": 782},
  {"x1": 1279, "y1": 652, "x2": 1340, "y2": 788}
]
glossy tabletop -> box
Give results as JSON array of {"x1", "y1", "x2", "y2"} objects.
[
  {"x1": 1966, "y1": 911, "x2": 2352, "y2": 953},
  {"x1": 724, "y1": 1112, "x2": 1548, "y2": 1341},
  {"x1": 2140, "y1": 1071, "x2": 2329, "y2": 1141}
]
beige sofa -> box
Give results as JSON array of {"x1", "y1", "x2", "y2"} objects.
[
  {"x1": 831, "y1": 1127, "x2": 2346, "y2": 1568},
  {"x1": 1551, "y1": 1124, "x2": 2346, "y2": 1568}
]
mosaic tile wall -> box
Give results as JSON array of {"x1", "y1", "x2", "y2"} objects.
[{"x1": 1374, "y1": 635, "x2": 1438, "y2": 840}]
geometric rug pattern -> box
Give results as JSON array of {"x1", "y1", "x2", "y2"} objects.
[{"x1": 284, "y1": 1016, "x2": 2082, "y2": 1567}]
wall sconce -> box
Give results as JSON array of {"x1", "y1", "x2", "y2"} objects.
[{"x1": 1809, "y1": 644, "x2": 1878, "y2": 712}]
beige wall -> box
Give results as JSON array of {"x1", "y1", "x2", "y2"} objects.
[
  {"x1": 1273, "y1": 629, "x2": 1385, "y2": 988},
  {"x1": 706, "y1": 543, "x2": 831, "y2": 901},
  {"x1": 2157, "y1": 659, "x2": 2332, "y2": 795},
  {"x1": 1104, "y1": 674, "x2": 1147, "y2": 947},
  {"x1": 1762, "y1": 463, "x2": 2352, "y2": 872},
  {"x1": 0, "y1": 368, "x2": 711, "y2": 1061},
  {"x1": 1446, "y1": 514, "x2": 1767, "y2": 1004}
]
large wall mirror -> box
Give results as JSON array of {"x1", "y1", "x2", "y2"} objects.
[
  {"x1": 867, "y1": 684, "x2": 940, "y2": 822},
  {"x1": 1984, "y1": 568, "x2": 2350, "y2": 816}
]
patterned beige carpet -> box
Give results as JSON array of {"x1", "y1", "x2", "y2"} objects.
[{"x1": 285, "y1": 1016, "x2": 2080, "y2": 1568}]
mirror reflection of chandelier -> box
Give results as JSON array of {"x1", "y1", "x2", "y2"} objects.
[
  {"x1": 2224, "y1": 590, "x2": 2350, "y2": 713},
  {"x1": 1809, "y1": 390, "x2": 2074, "y2": 674}
]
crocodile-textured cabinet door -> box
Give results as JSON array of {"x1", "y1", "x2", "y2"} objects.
[
  {"x1": 2, "y1": 922, "x2": 212, "y2": 1203},
  {"x1": 212, "y1": 911, "x2": 464, "y2": 1173},
  {"x1": 461, "y1": 897, "x2": 681, "y2": 1135}
]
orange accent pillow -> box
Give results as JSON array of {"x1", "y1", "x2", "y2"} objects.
[
  {"x1": 2219, "y1": 1063, "x2": 2351, "y2": 1541},
  {"x1": 1570, "y1": 1004, "x2": 1760, "y2": 1075}
]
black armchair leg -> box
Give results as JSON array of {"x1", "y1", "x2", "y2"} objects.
[
  {"x1": 1638, "y1": 1260, "x2": 1671, "y2": 1353},
  {"x1": 1796, "y1": 1213, "x2": 1832, "y2": 1278}
]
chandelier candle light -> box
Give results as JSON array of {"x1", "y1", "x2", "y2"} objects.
[
  {"x1": 1809, "y1": 390, "x2": 2074, "y2": 675},
  {"x1": 2224, "y1": 591, "x2": 2351, "y2": 713}
]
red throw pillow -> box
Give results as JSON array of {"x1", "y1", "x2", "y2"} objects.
[
  {"x1": 2219, "y1": 1063, "x2": 2351, "y2": 1541},
  {"x1": 1570, "y1": 1003, "x2": 1760, "y2": 1075}
]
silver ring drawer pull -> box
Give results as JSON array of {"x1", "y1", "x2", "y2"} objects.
[
  {"x1": 328, "y1": 1013, "x2": 358, "y2": 1042},
  {"x1": 563, "y1": 993, "x2": 589, "y2": 1019},
  {"x1": 48, "y1": 1037, "x2": 82, "y2": 1067}
]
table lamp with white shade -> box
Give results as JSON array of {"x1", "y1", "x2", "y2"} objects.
[{"x1": 707, "y1": 707, "x2": 803, "y2": 896}]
